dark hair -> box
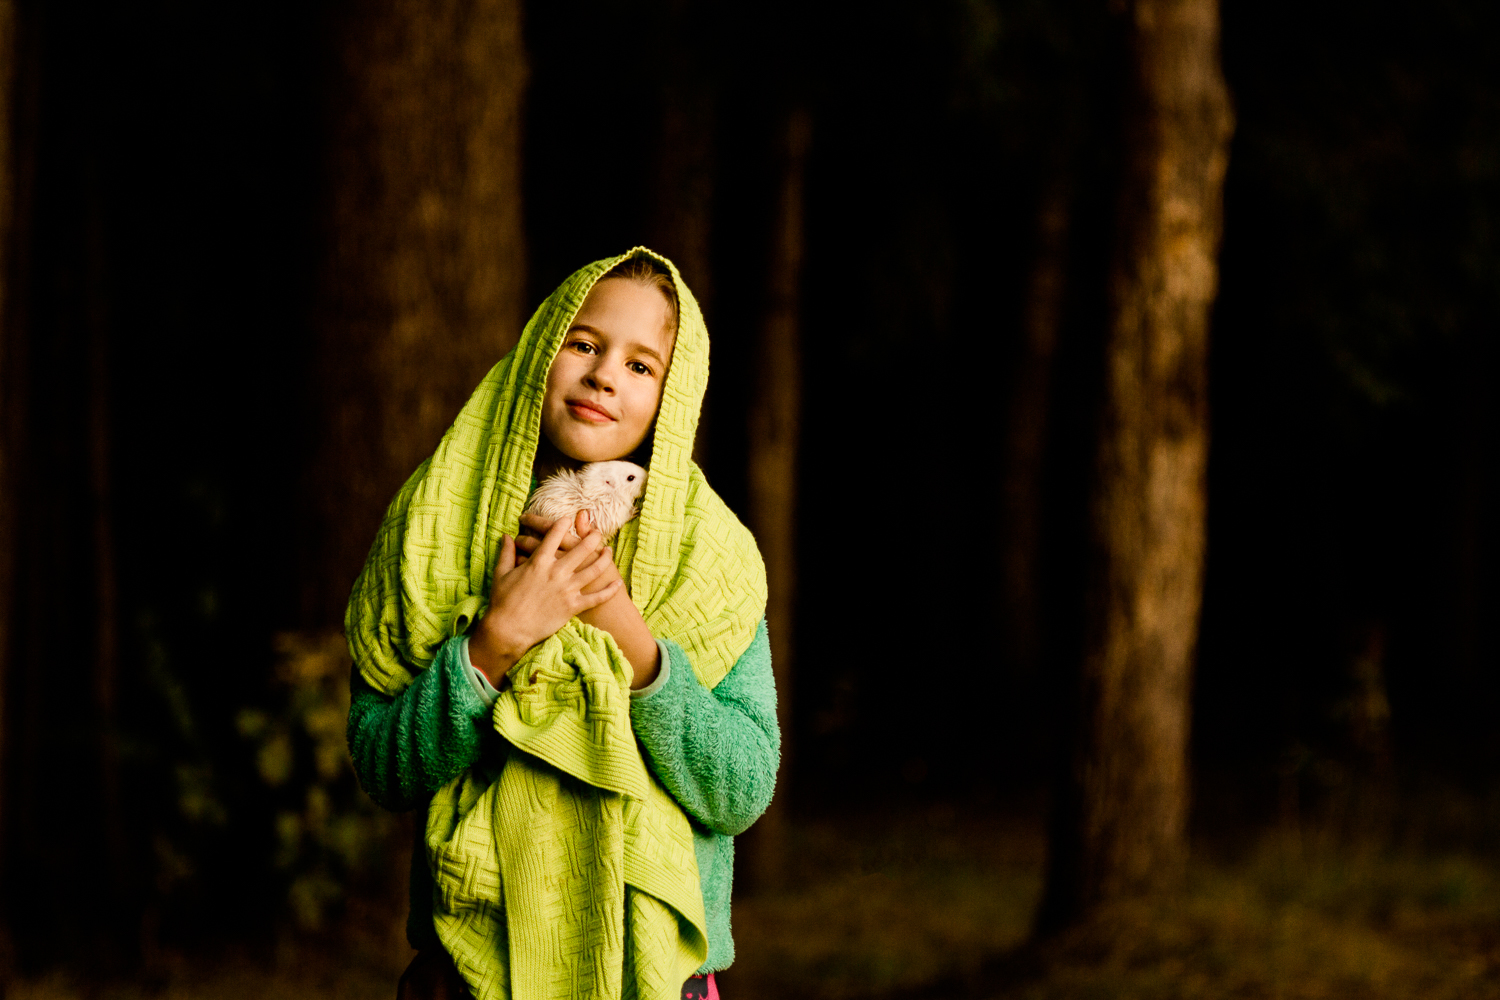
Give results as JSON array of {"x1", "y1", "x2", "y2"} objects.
[{"x1": 600, "y1": 256, "x2": 679, "y2": 334}]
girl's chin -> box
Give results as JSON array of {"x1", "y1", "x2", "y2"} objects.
[
  {"x1": 537, "y1": 426, "x2": 643, "y2": 466},
  {"x1": 556, "y1": 442, "x2": 628, "y2": 465}
]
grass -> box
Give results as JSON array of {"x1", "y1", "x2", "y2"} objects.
[
  {"x1": 725, "y1": 809, "x2": 1500, "y2": 998},
  {"x1": 1004, "y1": 838, "x2": 1500, "y2": 1000},
  {"x1": 6, "y1": 956, "x2": 399, "y2": 1000},
  {"x1": 721, "y1": 805, "x2": 1045, "y2": 997},
  {"x1": 9, "y1": 806, "x2": 1500, "y2": 1000}
]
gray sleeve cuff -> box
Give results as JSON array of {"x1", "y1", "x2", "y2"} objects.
[
  {"x1": 630, "y1": 638, "x2": 673, "y2": 699},
  {"x1": 461, "y1": 636, "x2": 502, "y2": 710}
]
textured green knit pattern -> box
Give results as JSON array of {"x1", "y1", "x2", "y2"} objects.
[
  {"x1": 631, "y1": 620, "x2": 779, "y2": 970},
  {"x1": 347, "y1": 640, "x2": 496, "y2": 815},
  {"x1": 346, "y1": 619, "x2": 779, "y2": 974},
  {"x1": 344, "y1": 249, "x2": 768, "y2": 1000}
]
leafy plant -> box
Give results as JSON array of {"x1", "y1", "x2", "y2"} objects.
[{"x1": 236, "y1": 631, "x2": 399, "y2": 931}]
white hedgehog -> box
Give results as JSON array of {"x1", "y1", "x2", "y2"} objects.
[{"x1": 522, "y1": 460, "x2": 647, "y2": 540}]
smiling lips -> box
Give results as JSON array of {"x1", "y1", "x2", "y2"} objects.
[{"x1": 566, "y1": 399, "x2": 615, "y2": 423}]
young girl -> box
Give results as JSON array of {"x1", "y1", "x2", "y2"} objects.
[{"x1": 346, "y1": 249, "x2": 778, "y2": 1000}]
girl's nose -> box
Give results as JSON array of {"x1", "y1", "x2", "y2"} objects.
[{"x1": 585, "y1": 361, "x2": 617, "y2": 393}]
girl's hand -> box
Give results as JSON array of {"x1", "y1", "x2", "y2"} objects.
[
  {"x1": 515, "y1": 510, "x2": 658, "y2": 688},
  {"x1": 515, "y1": 512, "x2": 616, "y2": 584},
  {"x1": 467, "y1": 516, "x2": 622, "y2": 685}
]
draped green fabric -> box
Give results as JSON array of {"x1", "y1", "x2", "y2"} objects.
[{"x1": 344, "y1": 248, "x2": 768, "y2": 1000}]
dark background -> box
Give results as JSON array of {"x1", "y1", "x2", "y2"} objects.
[{"x1": 2, "y1": 0, "x2": 1497, "y2": 986}]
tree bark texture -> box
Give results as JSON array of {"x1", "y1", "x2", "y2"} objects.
[
  {"x1": 742, "y1": 108, "x2": 810, "y2": 891},
  {"x1": 1041, "y1": 0, "x2": 1232, "y2": 927},
  {"x1": 305, "y1": 0, "x2": 528, "y2": 626}
]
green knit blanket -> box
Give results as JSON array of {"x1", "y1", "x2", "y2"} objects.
[{"x1": 345, "y1": 249, "x2": 767, "y2": 1000}]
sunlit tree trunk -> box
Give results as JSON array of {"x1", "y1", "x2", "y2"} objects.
[
  {"x1": 304, "y1": 0, "x2": 529, "y2": 627},
  {"x1": 1039, "y1": 0, "x2": 1232, "y2": 930},
  {"x1": 743, "y1": 108, "x2": 810, "y2": 890}
]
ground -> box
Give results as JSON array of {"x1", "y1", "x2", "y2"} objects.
[{"x1": 10, "y1": 805, "x2": 1500, "y2": 999}]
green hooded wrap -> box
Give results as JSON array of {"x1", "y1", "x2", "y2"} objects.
[{"x1": 344, "y1": 248, "x2": 768, "y2": 1000}]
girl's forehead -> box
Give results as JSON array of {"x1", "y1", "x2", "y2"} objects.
[{"x1": 571, "y1": 278, "x2": 677, "y2": 357}]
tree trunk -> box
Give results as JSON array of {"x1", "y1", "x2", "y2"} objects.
[
  {"x1": 304, "y1": 0, "x2": 529, "y2": 628},
  {"x1": 0, "y1": 3, "x2": 133, "y2": 964},
  {"x1": 1039, "y1": 0, "x2": 1232, "y2": 930},
  {"x1": 1453, "y1": 336, "x2": 1492, "y2": 742},
  {"x1": 648, "y1": 87, "x2": 715, "y2": 316},
  {"x1": 0, "y1": 0, "x2": 17, "y2": 973},
  {"x1": 742, "y1": 108, "x2": 810, "y2": 891},
  {"x1": 1002, "y1": 175, "x2": 1070, "y2": 678},
  {"x1": 84, "y1": 167, "x2": 126, "y2": 949},
  {"x1": 647, "y1": 83, "x2": 716, "y2": 466}
]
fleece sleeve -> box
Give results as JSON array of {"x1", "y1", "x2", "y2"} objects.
[
  {"x1": 628, "y1": 618, "x2": 780, "y2": 836},
  {"x1": 346, "y1": 635, "x2": 499, "y2": 812}
]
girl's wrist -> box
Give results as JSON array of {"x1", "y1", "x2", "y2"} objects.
[
  {"x1": 626, "y1": 641, "x2": 661, "y2": 690},
  {"x1": 468, "y1": 622, "x2": 527, "y2": 684}
]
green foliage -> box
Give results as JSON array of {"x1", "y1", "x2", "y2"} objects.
[{"x1": 236, "y1": 632, "x2": 399, "y2": 931}]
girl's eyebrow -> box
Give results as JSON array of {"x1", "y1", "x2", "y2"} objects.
[{"x1": 633, "y1": 343, "x2": 667, "y2": 366}]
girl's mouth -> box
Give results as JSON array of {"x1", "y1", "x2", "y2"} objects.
[{"x1": 567, "y1": 400, "x2": 615, "y2": 423}]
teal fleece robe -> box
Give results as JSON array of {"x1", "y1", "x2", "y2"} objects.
[{"x1": 346, "y1": 617, "x2": 779, "y2": 974}]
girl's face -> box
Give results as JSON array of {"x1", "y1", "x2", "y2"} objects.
[{"x1": 540, "y1": 277, "x2": 675, "y2": 465}]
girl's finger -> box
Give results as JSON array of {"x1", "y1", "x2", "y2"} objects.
[
  {"x1": 495, "y1": 534, "x2": 517, "y2": 578},
  {"x1": 574, "y1": 510, "x2": 592, "y2": 536},
  {"x1": 534, "y1": 511, "x2": 573, "y2": 560},
  {"x1": 579, "y1": 548, "x2": 615, "y2": 593},
  {"x1": 519, "y1": 511, "x2": 554, "y2": 535},
  {"x1": 557, "y1": 529, "x2": 605, "y2": 572},
  {"x1": 575, "y1": 577, "x2": 623, "y2": 612},
  {"x1": 577, "y1": 547, "x2": 615, "y2": 586},
  {"x1": 524, "y1": 522, "x2": 578, "y2": 555}
]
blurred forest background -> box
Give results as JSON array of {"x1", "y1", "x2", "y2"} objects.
[{"x1": 1, "y1": 0, "x2": 1499, "y2": 997}]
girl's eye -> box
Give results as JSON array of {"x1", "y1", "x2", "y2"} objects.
[
  {"x1": 571, "y1": 340, "x2": 598, "y2": 355},
  {"x1": 626, "y1": 360, "x2": 653, "y2": 376}
]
